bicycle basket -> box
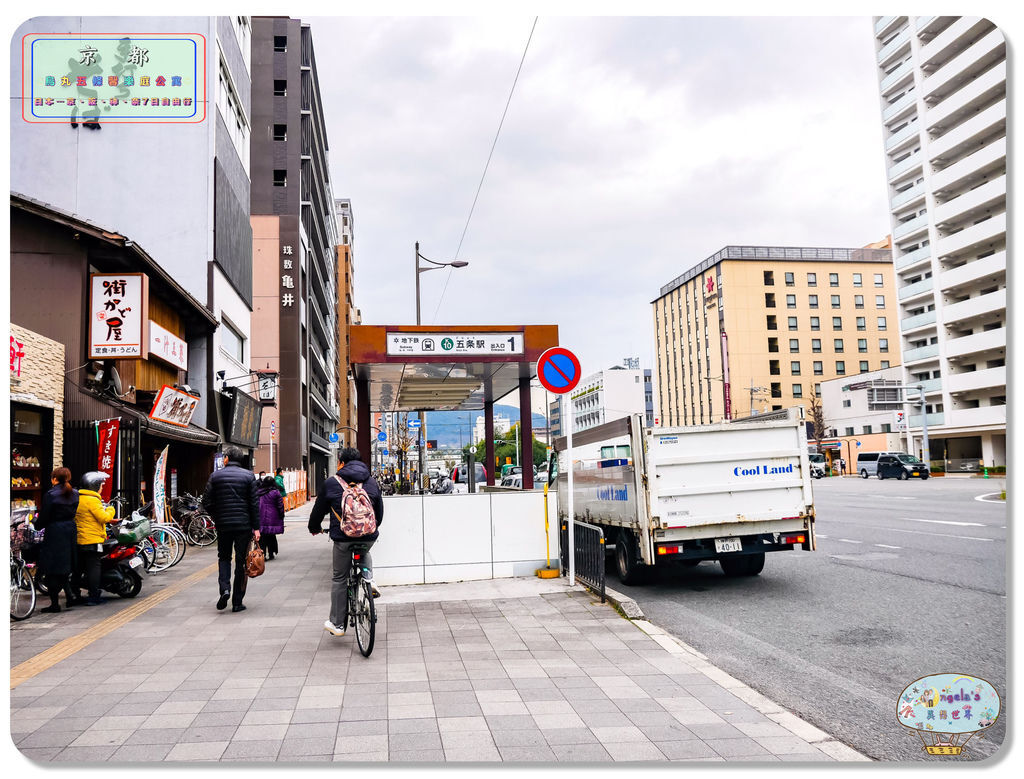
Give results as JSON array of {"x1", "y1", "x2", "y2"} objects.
[
  {"x1": 9, "y1": 522, "x2": 35, "y2": 553},
  {"x1": 117, "y1": 516, "x2": 152, "y2": 545}
]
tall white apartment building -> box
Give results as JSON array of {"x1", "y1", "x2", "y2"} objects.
[
  {"x1": 873, "y1": 16, "x2": 1006, "y2": 466},
  {"x1": 473, "y1": 414, "x2": 510, "y2": 444},
  {"x1": 568, "y1": 364, "x2": 649, "y2": 434}
]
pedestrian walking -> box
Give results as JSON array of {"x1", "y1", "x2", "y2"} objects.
[
  {"x1": 35, "y1": 467, "x2": 80, "y2": 612},
  {"x1": 838, "y1": 458, "x2": 846, "y2": 476},
  {"x1": 257, "y1": 475, "x2": 285, "y2": 560},
  {"x1": 72, "y1": 471, "x2": 117, "y2": 606},
  {"x1": 202, "y1": 445, "x2": 260, "y2": 612},
  {"x1": 274, "y1": 467, "x2": 287, "y2": 498},
  {"x1": 309, "y1": 447, "x2": 384, "y2": 637}
]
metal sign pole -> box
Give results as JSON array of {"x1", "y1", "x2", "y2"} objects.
[{"x1": 567, "y1": 419, "x2": 575, "y2": 586}]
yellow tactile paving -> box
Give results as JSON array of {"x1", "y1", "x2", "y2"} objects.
[{"x1": 9, "y1": 560, "x2": 219, "y2": 689}]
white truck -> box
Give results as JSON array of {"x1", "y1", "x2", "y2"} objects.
[{"x1": 550, "y1": 409, "x2": 816, "y2": 583}]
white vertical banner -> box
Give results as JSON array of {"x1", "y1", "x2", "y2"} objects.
[{"x1": 153, "y1": 445, "x2": 169, "y2": 523}]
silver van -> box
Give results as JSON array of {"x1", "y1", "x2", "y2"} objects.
[{"x1": 857, "y1": 451, "x2": 900, "y2": 479}]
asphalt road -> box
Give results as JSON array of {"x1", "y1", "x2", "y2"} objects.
[{"x1": 610, "y1": 476, "x2": 1007, "y2": 762}]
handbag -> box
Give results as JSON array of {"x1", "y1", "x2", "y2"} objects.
[{"x1": 245, "y1": 537, "x2": 265, "y2": 578}]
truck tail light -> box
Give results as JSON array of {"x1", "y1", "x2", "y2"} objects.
[
  {"x1": 782, "y1": 535, "x2": 806, "y2": 545},
  {"x1": 657, "y1": 545, "x2": 681, "y2": 555}
]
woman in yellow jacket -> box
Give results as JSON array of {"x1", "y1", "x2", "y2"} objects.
[{"x1": 73, "y1": 471, "x2": 117, "y2": 605}]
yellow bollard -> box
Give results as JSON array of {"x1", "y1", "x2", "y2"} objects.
[{"x1": 537, "y1": 482, "x2": 559, "y2": 578}]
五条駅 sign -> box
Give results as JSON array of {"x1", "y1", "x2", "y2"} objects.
[{"x1": 386, "y1": 332, "x2": 524, "y2": 356}]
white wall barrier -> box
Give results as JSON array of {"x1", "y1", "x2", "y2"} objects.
[{"x1": 371, "y1": 491, "x2": 559, "y2": 586}]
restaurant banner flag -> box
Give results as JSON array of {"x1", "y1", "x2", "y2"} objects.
[
  {"x1": 153, "y1": 445, "x2": 169, "y2": 523},
  {"x1": 96, "y1": 419, "x2": 120, "y2": 502}
]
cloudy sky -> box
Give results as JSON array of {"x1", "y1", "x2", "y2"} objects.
[{"x1": 313, "y1": 15, "x2": 893, "y2": 382}]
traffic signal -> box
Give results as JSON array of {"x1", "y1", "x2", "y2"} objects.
[{"x1": 427, "y1": 439, "x2": 436, "y2": 449}]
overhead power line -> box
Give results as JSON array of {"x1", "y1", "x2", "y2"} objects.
[{"x1": 431, "y1": 16, "x2": 539, "y2": 325}]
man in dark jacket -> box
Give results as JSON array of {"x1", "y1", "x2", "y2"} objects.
[
  {"x1": 202, "y1": 445, "x2": 260, "y2": 612},
  {"x1": 309, "y1": 447, "x2": 384, "y2": 637}
]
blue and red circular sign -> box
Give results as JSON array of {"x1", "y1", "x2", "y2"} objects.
[{"x1": 537, "y1": 347, "x2": 582, "y2": 394}]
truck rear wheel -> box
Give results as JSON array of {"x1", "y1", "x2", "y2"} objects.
[
  {"x1": 720, "y1": 553, "x2": 765, "y2": 577},
  {"x1": 615, "y1": 531, "x2": 646, "y2": 585}
]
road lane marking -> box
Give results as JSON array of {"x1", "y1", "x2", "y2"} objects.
[
  {"x1": 875, "y1": 544, "x2": 901, "y2": 549},
  {"x1": 975, "y1": 493, "x2": 1006, "y2": 503},
  {"x1": 885, "y1": 527, "x2": 995, "y2": 542},
  {"x1": 10, "y1": 561, "x2": 218, "y2": 689},
  {"x1": 837, "y1": 539, "x2": 863, "y2": 544},
  {"x1": 901, "y1": 518, "x2": 986, "y2": 527}
]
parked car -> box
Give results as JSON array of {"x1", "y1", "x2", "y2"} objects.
[
  {"x1": 877, "y1": 453, "x2": 930, "y2": 480},
  {"x1": 500, "y1": 474, "x2": 523, "y2": 489},
  {"x1": 857, "y1": 451, "x2": 900, "y2": 479},
  {"x1": 450, "y1": 462, "x2": 489, "y2": 494},
  {"x1": 810, "y1": 463, "x2": 827, "y2": 479}
]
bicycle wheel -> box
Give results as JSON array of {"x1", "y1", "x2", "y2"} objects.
[
  {"x1": 353, "y1": 579, "x2": 376, "y2": 657},
  {"x1": 11, "y1": 559, "x2": 37, "y2": 621},
  {"x1": 30, "y1": 564, "x2": 49, "y2": 595},
  {"x1": 187, "y1": 515, "x2": 217, "y2": 547},
  {"x1": 146, "y1": 527, "x2": 181, "y2": 573},
  {"x1": 138, "y1": 538, "x2": 156, "y2": 572},
  {"x1": 158, "y1": 523, "x2": 188, "y2": 566}
]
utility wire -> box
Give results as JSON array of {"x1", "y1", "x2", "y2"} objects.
[{"x1": 430, "y1": 16, "x2": 539, "y2": 325}]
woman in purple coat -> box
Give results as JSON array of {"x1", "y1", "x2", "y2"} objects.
[{"x1": 257, "y1": 476, "x2": 285, "y2": 560}]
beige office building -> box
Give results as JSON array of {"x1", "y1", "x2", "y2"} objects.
[{"x1": 653, "y1": 244, "x2": 900, "y2": 427}]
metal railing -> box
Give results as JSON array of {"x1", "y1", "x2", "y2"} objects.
[{"x1": 560, "y1": 519, "x2": 606, "y2": 603}]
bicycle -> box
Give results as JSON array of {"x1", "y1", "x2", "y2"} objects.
[
  {"x1": 346, "y1": 541, "x2": 377, "y2": 656},
  {"x1": 10, "y1": 517, "x2": 37, "y2": 621},
  {"x1": 170, "y1": 494, "x2": 217, "y2": 547},
  {"x1": 111, "y1": 497, "x2": 186, "y2": 572}
]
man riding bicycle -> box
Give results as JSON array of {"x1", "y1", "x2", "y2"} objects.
[{"x1": 309, "y1": 447, "x2": 384, "y2": 637}]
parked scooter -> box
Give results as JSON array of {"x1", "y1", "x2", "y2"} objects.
[{"x1": 93, "y1": 513, "x2": 149, "y2": 598}]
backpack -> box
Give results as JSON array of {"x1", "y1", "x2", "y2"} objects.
[{"x1": 329, "y1": 474, "x2": 377, "y2": 537}]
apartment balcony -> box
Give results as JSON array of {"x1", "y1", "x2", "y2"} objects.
[
  {"x1": 880, "y1": 58, "x2": 914, "y2": 95},
  {"x1": 941, "y1": 288, "x2": 1006, "y2": 326},
  {"x1": 898, "y1": 276, "x2": 934, "y2": 301},
  {"x1": 893, "y1": 212, "x2": 929, "y2": 241},
  {"x1": 875, "y1": 15, "x2": 903, "y2": 37},
  {"x1": 882, "y1": 90, "x2": 917, "y2": 123},
  {"x1": 887, "y1": 150, "x2": 922, "y2": 183},
  {"x1": 901, "y1": 310, "x2": 937, "y2": 332},
  {"x1": 930, "y1": 136, "x2": 1006, "y2": 196},
  {"x1": 938, "y1": 251, "x2": 1005, "y2": 294},
  {"x1": 946, "y1": 405, "x2": 1005, "y2": 429},
  {"x1": 946, "y1": 366, "x2": 1006, "y2": 396},
  {"x1": 903, "y1": 343, "x2": 940, "y2": 364},
  {"x1": 918, "y1": 17, "x2": 993, "y2": 71},
  {"x1": 922, "y1": 29, "x2": 1005, "y2": 104},
  {"x1": 915, "y1": 377, "x2": 944, "y2": 395},
  {"x1": 885, "y1": 119, "x2": 920, "y2": 152},
  {"x1": 909, "y1": 412, "x2": 945, "y2": 428},
  {"x1": 915, "y1": 16, "x2": 953, "y2": 38},
  {"x1": 894, "y1": 244, "x2": 932, "y2": 272},
  {"x1": 935, "y1": 212, "x2": 1005, "y2": 260},
  {"x1": 877, "y1": 28, "x2": 911, "y2": 67},
  {"x1": 925, "y1": 61, "x2": 1005, "y2": 135},
  {"x1": 927, "y1": 101, "x2": 1006, "y2": 166},
  {"x1": 933, "y1": 175, "x2": 1005, "y2": 229},
  {"x1": 944, "y1": 326, "x2": 1005, "y2": 360},
  {"x1": 891, "y1": 181, "x2": 926, "y2": 210}
]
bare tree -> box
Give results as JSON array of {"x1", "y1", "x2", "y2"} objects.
[{"x1": 807, "y1": 393, "x2": 827, "y2": 448}]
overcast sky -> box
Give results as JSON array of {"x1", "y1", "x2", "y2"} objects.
[{"x1": 313, "y1": 15, "x2": 893, "y2": 380}]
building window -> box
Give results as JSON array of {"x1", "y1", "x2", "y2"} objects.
[
  {"x1": 857, "y1": 316, "x2": 866, "y2": 331},
  {"x1": 815, "y1": 383, "x2": 821, "y2": 397},
  {"x1": 767, "y1": 315, "x2": 778, "y2": 330},
  {"x1": 874, "y1": 273, "x2": 884, "y2": 287},
  {"x1": 853, "y1": 273, "x2": 863, "y2": 287},
  {"x1": 833, "y1": 317, "x2": 843, "y2": 330},
  {"x1": 860, "y1": 361, "x2": 870, "y2": 373},
  {"x1": 834, "y1": 338, "x2": 844, "y2": 352},
  {"x1": 881, "y1": 360, "x2": 890, "y2": 368},
  {"x1": 273, "y1": 170, "x2": 287, "y2": 187},
  {"x1": 858, "y1": 338, "x2": 868, "y2": 353},
  {"x1": 845, "y1": 427, "x2": 855, "y2": 436},
  {"x1": 785, "y1": 272, "x2": 795, "y2": 286},
  {"x1": 855, "y1": 295, "x2": 864, "y2": 309},
  {"x1": 766, "y1": 293, "x2": 777, "y2": 308},
  {"x1": 810, "y1": 317, "x2": 820, "y2": 331},
  {"x1": 274, "y1": 79, "x2": 287, "y2": 96},
  {"x1": 842, "y1": 399, "x2": 851, "y2": 408},
  {"x1": 831, "y1": 295, "x2": 841, "y2": 308},
  {"x1": 770, "y1": 359, "x2": 781, "y2": 374},
  {"x1": 809, "y1": 294, "x2": 819, "y2": 309},
  {"x1": 836, "y1": 361, "x2": 846, "y2": 375},
  {"x1": 785, "y1": 294, "x2": 795, "y2": 308},
  {"x1": 220, "y1": 318, "x2": 245, "y2": 363},
  {"x1": 813, "y1": 361, "x2": 823, "y2": 376},
  {"x1": 881, "y1": 423, "x2": 892, "y2": 433},
  {"x1": 807, "y1": 273, "x2": 817, "y2": 287},
  {"x1": 876, "y1": 295, "x2": 886, "y2": 309},
  {"x1": 274, "y1": 35, "x2": 288, "y2": 52},
  {"x1": 273, "y1": 124, "x2": 287, "y2": 141},
  {"x1": 790, "y1": 339, "x2": 800, "y2": 353},
  {"x1": 764, "y1": 270, "x2": 775, "y2": 286},
  {"x1": 788, "y1": 316, "x2": 798, "y2": 330},
  {"x1": 829, "y1": 273, "x2": 839, "y2": 287},
  {"x1": 877, "y1": 317, "x2": 887, "y2": 330},
  {"x1": 792, "y1": 384, "x2": 803, "y2": 397},
  {"x1": 791, "y1": 361, "x2": 801, "y2": 375},
  {"x1": 863, "y1": 425, "x2": 873, "y2": 434},
  {"x1": 812, "y1": 338, "x2": 821, "y2": 353}
]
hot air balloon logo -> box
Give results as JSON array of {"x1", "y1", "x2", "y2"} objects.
[{"x1": 896, "y1": 673, "x2": 1000, "y2": 756}]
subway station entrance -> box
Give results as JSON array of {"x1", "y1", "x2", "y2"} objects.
[{"x1": 349, "y1": 325, "x2": 558, "y2": 489}]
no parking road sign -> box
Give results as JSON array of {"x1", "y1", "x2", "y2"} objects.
[{"x1": 537, "y1": 347, "x2": 582, "y2": 395}]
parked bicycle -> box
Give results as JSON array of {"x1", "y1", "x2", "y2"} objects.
[
  {"x1": 110, "y1": 497, "x2": 187, "y2": 572},
  {"x1": 10, "y1": 512, "x2": 38, "y2": 620},
  {"x1": 170, "y1": 493, "x2": 217, "y2": 547}
]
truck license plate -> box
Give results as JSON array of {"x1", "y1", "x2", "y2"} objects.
[
  {"x1": 715, "y1": 537, "x2": 742, "y2": 553},
  {"x1": 128, "y1": 556, "x2": 142, "y2": 569}
]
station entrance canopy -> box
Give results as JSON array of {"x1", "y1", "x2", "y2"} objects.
[{"x1": 349, "y1": 324, "x2": 559, "y2": 488}]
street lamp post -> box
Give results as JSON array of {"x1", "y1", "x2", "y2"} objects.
[{"x1": 414, "y1": 242, "x2": 470, "y2": 492}]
